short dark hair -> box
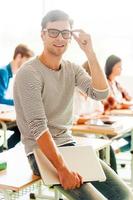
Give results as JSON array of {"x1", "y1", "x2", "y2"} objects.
[
  {"x1": 105, "y1": 55, "x2": 121, "y2": 78},
  {"x1": 13, "y1": 44, "x2": 34, "y2": 60},
  {"x1": 41, "y1": 10, "x2": 73, "y2": 30}
]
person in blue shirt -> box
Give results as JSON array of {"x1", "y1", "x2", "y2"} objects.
[{"x1": 0, "y1": 44, "x2": 34, "y2": 149}]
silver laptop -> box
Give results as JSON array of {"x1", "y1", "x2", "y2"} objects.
[{"x1": 34, "y1": 145, "x2": 106, "y2": 186}]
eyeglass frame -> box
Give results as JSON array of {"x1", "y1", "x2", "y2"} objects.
[{"x1": 43, "y1": 28, "x2": 73, "y2": 39}]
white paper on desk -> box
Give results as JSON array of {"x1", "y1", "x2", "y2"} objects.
[{"x1": 88, "y1": 119, "x2": 123, "y2": 131}]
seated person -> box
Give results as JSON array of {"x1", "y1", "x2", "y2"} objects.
[
  {"x1": 103, "y1": 55, "x2": 132, "y2": 112},
  {"x1": 103, "y1": 55, "x2": 132, "y2": 153},
  {"x1": 13, "y1": 10, "x2": 133, "y2": 199},
  {"x1": 73, "y1": 61, "x2": 117, "y2": 173},
  {"x1": 0, "y1": 44, "x2": 34, "y2": 149}
]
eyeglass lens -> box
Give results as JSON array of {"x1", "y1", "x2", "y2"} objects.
[{"x1": 47, "y1": 29, "x2": 72, "y2": 39}]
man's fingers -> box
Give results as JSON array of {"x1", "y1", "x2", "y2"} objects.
[{"x1": 77, "y1": 173, "x2": 84, "y2": 184}]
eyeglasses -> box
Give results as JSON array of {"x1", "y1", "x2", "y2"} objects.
[{"x1": 43, "y1": 29, "x2": 72, "y2": 39}]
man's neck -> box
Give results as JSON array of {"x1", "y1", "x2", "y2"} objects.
[{"x1": 39, "y1": 51, "x2": 62, "y2": 71}]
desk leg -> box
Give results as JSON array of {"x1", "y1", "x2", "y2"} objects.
[
  {"x1": 0, "y1": 121, "x2": 7, "y2": 149},
  {"x1": 105, "y1": 145, "x2": 110, "y2": 166},
  {"x1": 130, "y1": 129, "x2": 133, "y2": 188},
  {"x1": 2, "y1": 190, "x2": 10, "y2": 200},
  {"x1": 54, "y1": 187, "x2": 62, "y2": 200}
]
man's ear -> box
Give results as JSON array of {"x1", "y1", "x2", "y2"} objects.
[{"x1": 41, "y1": 31, "x2": 45, "y2": 40}]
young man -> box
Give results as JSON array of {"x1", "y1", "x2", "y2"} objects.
[
  {"x1": 0, "y1": 44, "x2": 34, "y2": 149},
  {"x1": 14, "y1": 10, "x2": 133, "y2": 199}
]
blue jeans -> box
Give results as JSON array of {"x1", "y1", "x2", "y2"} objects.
[{"x1": 28, "y1": 144, "x2": 133, "y2": 200}]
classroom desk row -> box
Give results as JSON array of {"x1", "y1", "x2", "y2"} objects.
[
  {"x1": 0, "y1": 137, "x2": 111, "y2": 200},
  {"x1": 1, "y1": 105, "x2": 133, "y2": 188}
]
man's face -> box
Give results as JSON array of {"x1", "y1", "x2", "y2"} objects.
[{"x1": 42, "y1": 20, "x2": 72, "y2": 56}]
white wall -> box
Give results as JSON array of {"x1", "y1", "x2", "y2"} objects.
[
  {"x1": 118, "y1": 76, "x2": 133, "y2": 96},
  {"x1": 0, "y1": 0, "x2": 133, "y2": 80},
  {"x1": 0, "y1": 0, "x2": 44, "y2": 65}
]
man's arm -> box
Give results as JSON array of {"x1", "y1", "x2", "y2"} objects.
[
  {"x1": 37, "y1": 131, "x2": 83, "y2": 190},
  {"x1": 72, "y1": 30, "x2": 109, "y2": 91}
]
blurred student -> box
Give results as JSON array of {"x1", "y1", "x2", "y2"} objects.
[
  {"x1": 0, "y1": 44, "x2": 34, "y2": 149},
  {"x1": 103, "y1": 55, "x2": 132, "y2": 112},
  {"x1": 73, "y1": 61, "x2": 117, "y2": 172},
  {"x1": 103, "y1": 55, "x2": 132, "y2": 153}
]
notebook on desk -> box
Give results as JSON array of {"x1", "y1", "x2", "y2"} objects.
[
  {"x1": 34, "y1": 145, "x2": 106, "y2": 186},
  {"x1": 82, "y1": 119, "x2": 122, "y2": 136}
]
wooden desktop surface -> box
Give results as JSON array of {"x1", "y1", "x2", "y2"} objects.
[
  {"x1": 0, "y1": 111, "x2": 16, "y2": 122},
  {"x1": 109, "y1": 109, "x2": 133, "y2": 116},
  {"x1": 0, "y1": 104, "x2": 16, "y2": 122},
  {"x1": 0, "y1": 137, "x2": 110, "y2": 191},
  {"x1": 0, "y1": 145, "x2": 40, "y2": 191},
  {"x1": 72, "y1": 116, "x2": 133, "y2": 138},
  {"x1": 72, "y1": 124, "x2": 117, "y2": 136},
  {"x1": 0, "y1": 108, "x2": 133, "y2": 139}
]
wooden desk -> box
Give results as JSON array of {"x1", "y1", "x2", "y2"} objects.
[
  {"x1": 72, "y1": 124, "x2": 117, "y2": 137},
  {"x1": 0, "y1": 106, "x2": 16, "y2": 148},
  {"x1": 0, "y1": 139, "x2": 110, "y2": 200},
  {"x1": 109, "y1": 109, "x2": 133, "y2": 116},
  {"x1": 72, "y1": 117, "x2": 133, "y2": 138},
  {"x1": 0, "y1": 145, "x2": 40, "y2": 199},
  {"x1": 0, "y1": 145, "x2": 40, "y2": 191},
  {"x1": 0, "y1": 111, "x2": 16, "y2": 122}
]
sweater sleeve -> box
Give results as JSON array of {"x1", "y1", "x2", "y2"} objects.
[
  {"x1": 13, "y1": 65, "x2": 48, "y2": 139},
  {"x1": 73, "y1": 64, "x2": 109, "y2": 100}
]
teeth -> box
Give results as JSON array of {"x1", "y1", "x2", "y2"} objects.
[{"x1": 55, "y1": 44, "x2": 64, "y2": 47}]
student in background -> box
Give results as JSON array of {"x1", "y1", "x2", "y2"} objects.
[
  {"x1": 103, "y1": 55, "x2": 132, "y2": 153},
  {"x1": 0, "y1": 44, "x2": 34, "y2": 105},
  {"x1": 14, "y1": 10, "x2": 133, "y2": 199},
  {"x1": 73, "y1": 61, "x2": 117, "y2": 173},
  {"x1": 103, "y1": 55, "x2": 132, "y2": 112},
  {"x1": 0, "y1": 44, "x2": 34, "y2": 149}
]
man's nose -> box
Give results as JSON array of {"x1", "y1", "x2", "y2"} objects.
[{"x1": 57, "y1": 32, "x2": 64, "y2": 40}]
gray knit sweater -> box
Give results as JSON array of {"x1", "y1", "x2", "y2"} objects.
[{"x1": 13, "y1": 57, "x2": 108, "y2": 155}]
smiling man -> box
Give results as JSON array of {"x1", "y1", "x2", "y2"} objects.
[{"x1": 13, "y1": 10, "x2": 133, "y2": 200}]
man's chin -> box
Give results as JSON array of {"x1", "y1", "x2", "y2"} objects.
[{"x1": 52, "y1": 49, "x2": 65, "y2": 56}]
